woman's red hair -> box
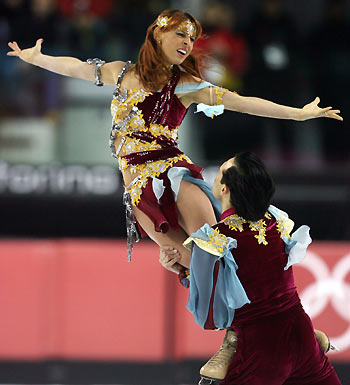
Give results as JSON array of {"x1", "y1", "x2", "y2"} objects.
[{"x1": 135, "y1": 9, "x2": 204, "y2": 91}]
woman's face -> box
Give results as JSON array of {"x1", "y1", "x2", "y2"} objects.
[{"x1": 158, "y1": 24, "x2": 195, "y2": 65}]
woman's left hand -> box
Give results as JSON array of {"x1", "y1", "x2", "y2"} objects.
[{"x1": 300, "y1": 97, "x2": 343, "y2": 121}]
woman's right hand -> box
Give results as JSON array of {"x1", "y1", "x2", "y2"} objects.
[{"x1": 7, "y1": 38, "x2": 43, "y2": 64}]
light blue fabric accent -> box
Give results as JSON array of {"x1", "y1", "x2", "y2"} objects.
[
  {"x1": 195, "y1": 103, "x2": 225, "y2": 118},
  {"x1": 173, "y1": 81, "x2": 226, "y2": 118},
  {"x1": 186, "y1": 224, "x2": 250, "y2": 329},
  {"x1": 283, "y1": 225, "x2": 312, "y2": 270},
  {"x1": 152, "y1": 177, "x2": 165, "y2": 204},
  {"x1": 268, "y1": 205, "x2": 312, "y2": 270},
  {"x1": 174, "y1": 81, "x2": 215, "y2": 94},
  {"x1": 268, "y1": 205, "x2": 291, "y2": 225},
  {"x1": 150, "y1": 167, "x2": 222, "y2": 221},
  {"x1": 167, "y1": 167, "x2": 190, "y2": 201}
]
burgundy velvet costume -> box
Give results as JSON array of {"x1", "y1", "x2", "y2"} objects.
[
  {"x1": 114, "y1": 71, "x2": 203, "y2": 236},
  {"x1": 203, "y1": 208, "x2": 341, "y2": 385}
]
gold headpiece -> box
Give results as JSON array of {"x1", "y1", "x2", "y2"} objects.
[
  {"x1": 156, "y1": 15, "x2": 171, "y2": 28},
  {"x1": 156, "y1": 15, "x2": 196, "y2": 39},
  {"x1": 178, "y1": 19, "x2": 196, "y2": 38}
]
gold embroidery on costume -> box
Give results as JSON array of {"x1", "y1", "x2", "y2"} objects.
[
  {"x1": 119, "y1": 158, "x2": 128, "y2": 171},
  {"x1": 122, "y1": 137, "x2": 162, "y2": 157},
  {"x1": 111, "y1": 89, "x2": 179, "y2": 142},
  {"x1": 248, "y1": 219, "x2": 268, "y2": 245},
  {"x1": 208, "y1": 228, "x2": 229, "y2": 254},
  {"x1": 224, "y1": 215, "x2": 246, "y2": 232},
  {"x1": 223, "y1": 212, "x2": 275, "y2": 246},
  {"x1": 111, "y1": 89, "x2": 152, "y2": 125},
  {"x1": 215, "y1": 87, "x2": 227, "y2": 105},
  {"x1": 111, "y1": 84, "x2": 188, "y2": 206},
  {"x1": 183, "y1": 228, "x2": 229, "y2": 257},
  {"x1": 276, "y1": 217, "x2": 291, "y2": 239},
  {"x1": 125, "y1": 154, "x2": 192, "y2": 205},
  {"x1": 146, "y1": 124, "x2": 179, "y2": 140}
]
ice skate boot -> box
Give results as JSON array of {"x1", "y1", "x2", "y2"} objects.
[
  {"x1": 199, "y1": 330, "x2": 237, "y2": 384},
  {"x1": 315, "y1": 329, "x2": 339, "y2": 353}
]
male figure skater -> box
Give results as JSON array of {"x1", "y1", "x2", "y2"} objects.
[{"x1": 160, "y1": 152, "x2": 341, "y2": 385}]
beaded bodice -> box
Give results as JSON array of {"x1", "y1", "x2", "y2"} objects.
[
  {"x1": 110, "y1": 61, "x2": 192, "y2": 206},
  {"x1": 109, "y1": 61, "x2": 188, "y2": 162}
]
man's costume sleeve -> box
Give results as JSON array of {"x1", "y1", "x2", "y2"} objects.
[
  {"x1": 268, "y1": 205, "x2": 312, "y2": 270},
  {"x1": 182, "y1": 224, "x2": 250, "y2": 330}
]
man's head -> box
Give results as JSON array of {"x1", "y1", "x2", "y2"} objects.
[{"x1": 212, "y1": 152, "x2": 275, "y2": 221}]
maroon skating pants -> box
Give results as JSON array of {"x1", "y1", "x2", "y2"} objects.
[{"x1": 220, "y1": 304, "x2": 342, "y2": 385}]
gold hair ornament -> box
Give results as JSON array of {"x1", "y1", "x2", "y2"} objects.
[
  {"x1": 156, "y1": 15, "x2": 171, "y2": 28},
  {"x1": 178, "y1": 19, "x2": 196, "y2": 38}
]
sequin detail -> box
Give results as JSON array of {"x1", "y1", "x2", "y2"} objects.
[
  {"x1": 109, "y1": 62, "x2": 152, "y2": 158},
  {"x1": 157, "y1": 15, "x2": 170, "y2": 28},
  {"x1": 178, "y1": 19, "x2": 196, "y2": 38},
  {"x1": 122, "y1": 188, "x2": 140, "y2": 261},
  {"x1": 87, "y1": 58, "x2": 105, "y2": 86}
]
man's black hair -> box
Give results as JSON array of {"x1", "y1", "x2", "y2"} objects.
[{"x1": 220, "y1": 152, "x2": 275, "y2": 221}]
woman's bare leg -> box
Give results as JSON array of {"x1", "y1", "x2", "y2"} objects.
[
  {"x1": 132, "y1": 179, "x2": 217, "y2": 268},
  {"x1": 132, "y1": 205, "x2": 191, "y2": 263},
  {"x1": 176, "y1": 179, "x2": 217, "y2": 235}
]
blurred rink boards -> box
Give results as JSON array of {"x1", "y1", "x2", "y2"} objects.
[{"x1": 0, "y1": 239, "x2": 349, "y2": 362}]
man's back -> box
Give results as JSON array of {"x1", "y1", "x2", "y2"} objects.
[
  {"x1": 215, "y1": 208, "x2": 300, "y2": 324},
  {"x1": 209, "y1": 208, "x2": 341, "y2": 385}
]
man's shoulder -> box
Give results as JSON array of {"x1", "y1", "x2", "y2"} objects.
[
  {"x1": 212, "y1": 221, "x2": 234, "y2": 237},
  {"x1": 214, "y1": 215, "x2": 248, "y2": 236}
]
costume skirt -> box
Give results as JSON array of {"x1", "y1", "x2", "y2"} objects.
[{"x1": 135, "y1": 159, "x2": 221, "y2": 236}]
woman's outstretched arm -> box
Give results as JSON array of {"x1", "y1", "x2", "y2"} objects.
[
  {"x1": 222, "y1": 92, "x2": 343, "y2": 121},
  {"x1": 184, "y1": 83, "x2": 343, "y2": 121},
  {"x1": 7, "y1": 38, "x2": 123, "y2": 85}
]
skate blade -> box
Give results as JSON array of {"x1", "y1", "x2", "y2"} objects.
[
  {"x1": 199, "y1": 375, "x2": 219, "y2": 384},
  {"x1": 330, "y1": 344, "x2": 339, "y2": 352}
]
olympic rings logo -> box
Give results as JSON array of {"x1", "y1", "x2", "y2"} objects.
[{"x1": 298, "y1": 251, "x2": 350, "y2": 352}]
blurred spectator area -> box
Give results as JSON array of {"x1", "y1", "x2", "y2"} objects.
[{"x1": 1, "y1": 0, "x2": 349, "y2": 166}]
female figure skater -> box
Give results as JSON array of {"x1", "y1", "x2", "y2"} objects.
[{"x1": 7, "y1": 8, "x2": 342, "y2": 383}]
